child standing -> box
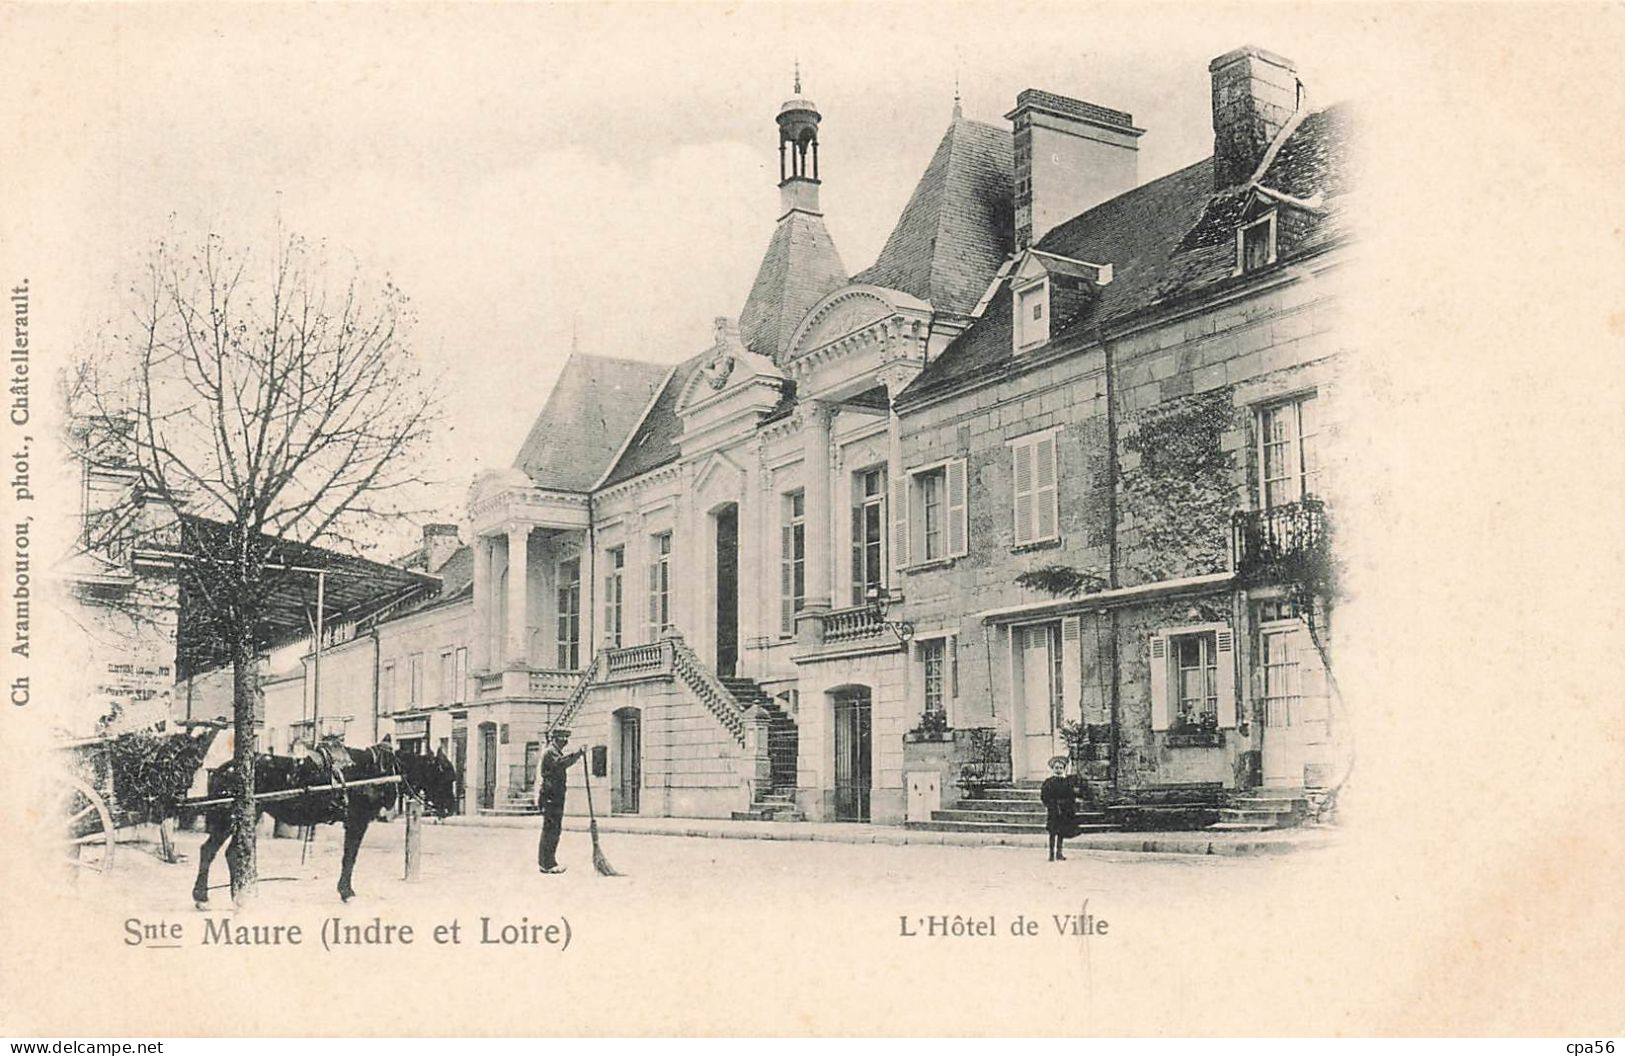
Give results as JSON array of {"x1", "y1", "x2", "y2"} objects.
[{"x1": 1041, "y1": 755, "x2": 1079, "y2": 862}]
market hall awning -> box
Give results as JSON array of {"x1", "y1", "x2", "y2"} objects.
[{"x1": 170, "y1": 514, "x2": 441, "y2": 680}]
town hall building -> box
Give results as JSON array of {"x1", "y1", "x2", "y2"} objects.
[{"x1": 188, "y1": 46, "x2": 1352, "y2": 832}]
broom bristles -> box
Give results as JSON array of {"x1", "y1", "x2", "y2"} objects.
[{"x1": 588, "y1": 819, "x2": 620, "y2": 876}]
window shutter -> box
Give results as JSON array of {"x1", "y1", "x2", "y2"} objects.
[
  {"x1": 1149, "y1": 635, "x2": 1170, "y2": 730},
  {"x1": 947, "y1": 459, "x2": 968, "y2": 557},
  {"x1": 1060, "y1": 616, "x2": 1083, "y2": 724},
  {"x1": 1012, "y1": 441, "x2": 1035, "y2": 545},
  {"x1": 648, "y1": 559, "x2": 660, "y2": 636},
  {"x1": 892, "y1": 477, "x2": 909, "y2": 569},
  {"x1": 780, "y1": 523, "x2": 793, "y2": 634},
  {"x1": 1035, "y1": 435, "x2": 1058, "y2": 540},
  {"x1": 1215, "y1": 627, "x2": 1237, "y2": 727},
  {"x1": 949, "y1": 634, "x2": 959, "y2": 698}
]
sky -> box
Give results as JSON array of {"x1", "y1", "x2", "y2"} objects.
[{"x1": 4, "y1": 3, "x2": 1380, "y2": 544}]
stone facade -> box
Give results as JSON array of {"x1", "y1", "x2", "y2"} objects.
[{"x1": 175, "y1": 49, "x2": 1352, "y2": 825}]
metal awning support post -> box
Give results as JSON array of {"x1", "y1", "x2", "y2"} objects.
[{"x1": 312, "y1": 570, "x2": 326, "y2": 735}]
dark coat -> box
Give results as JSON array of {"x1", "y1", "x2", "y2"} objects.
[
  {"x1": 1041, "y1": 775, "x2": 1082, "y2": 837},
  {"x1": 537, "y1": 744, "x2": 582, "y2": 810}
]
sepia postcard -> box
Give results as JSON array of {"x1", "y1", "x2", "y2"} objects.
[{"x1": 1, "y1": 1, "x2": 1621, "y2": 1039}]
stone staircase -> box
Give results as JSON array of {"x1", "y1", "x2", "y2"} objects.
[
  {"x1": 1208, "y1": 787, "x2": 1310, "y2": 832},
  {"x1": 481, "y1": 785, "x2": 539, "y2": 817},
  {"x1": 721, "y1": 675, "x2": 804, "y2": 822},
  {"x1": 906, "y1": 781, "x2": 1117, "y2": 835}
]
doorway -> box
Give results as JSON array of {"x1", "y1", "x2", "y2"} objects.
[
  {"x1": 832, "y1": 687, "x2": 872, "y2": 822},
  {"x1": 615, "y1": 708, "x2": 642, "y2": 814},
  {"x1": 1017, "y1": 623, "x2": 1062, "y2": 779},
  {"x1": 714, "y1": 504, "x2": 739, "y2": 677},
  {"x1": 477, "y1": 722, "x2": 497, "y2": 811},
  {"x1": 1259, "y1": 623, "x2": 1329, "y2": 788},
  {"x1": 451, "y1": 722, "x2": 468, "y2": 815}
]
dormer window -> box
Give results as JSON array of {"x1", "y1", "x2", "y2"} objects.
[
  {"x1": 1236, "y1": 210, "x2": 1278, "y2": 274},
  {"x1": 1014, "y1": 279, "x2": 1049, "y2": 351}
]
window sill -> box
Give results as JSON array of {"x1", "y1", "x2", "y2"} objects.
[
  {"x1": 902, "y1": 557, "x2": 959, "y2": 575},
  {"x1": 1163, "y1": 731, "x2": 1226, "y2": 749},
  {"x1": 1010, "y1": 537, "x2": 1062, "y2": 555}
]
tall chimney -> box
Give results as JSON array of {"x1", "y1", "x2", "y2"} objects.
[
  {"x1": 1209, "y1": 46, "x2": 1301, "y2": 189},
  {"x1": 1007, "y1": 89, "x2": 1144, "y2": 251},
  {"x1": 422, "y1": 523, "x2": 461, "y2": 575}
]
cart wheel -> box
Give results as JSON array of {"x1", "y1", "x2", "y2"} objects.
[{"x1": 60, "y1": 772, "x2": 116, "y2": 876}]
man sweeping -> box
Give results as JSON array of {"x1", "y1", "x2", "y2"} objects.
[{"x1": 536, "y1": 727, "x2": 586, "y2": 874}]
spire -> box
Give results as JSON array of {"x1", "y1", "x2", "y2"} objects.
[
  {"x1": 793, "y1": 58, "x2": 801, "y2": 95},
  {"x1": 953, "y1": 72, "x2": 962, "y2": 120}
]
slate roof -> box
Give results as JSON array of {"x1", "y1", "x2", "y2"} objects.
[
  {"x1": 599, "y1": 353, "x2": 705, "y2": 488},
  {"x1": 738, "y1": 210, "x2": 848, "y2": 360},
  {"x1": 513, "y1": 352, "x2": 670, "y2": 490},
  {"x1": 899, "y1": 103, "x2": 1352, "y2": 408},
  {"x1": 853, "y1": 116, "x2": 1014, "y2": 316}
]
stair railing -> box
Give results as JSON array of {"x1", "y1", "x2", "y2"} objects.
[
  {"x1": 667, "y1": 636, "x2": 748, "y2": 746},
  {"x1": 549, "y1": 650, "x2": 606, "y2": 732}
]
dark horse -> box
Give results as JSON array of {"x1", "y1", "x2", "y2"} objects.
[{"x1": 191, "y1": 741, "x2": 457, "y2": 908}]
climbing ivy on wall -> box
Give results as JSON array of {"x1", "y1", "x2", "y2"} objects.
[{"x1": 1120, "y1": 387, "x2": 1237, "y2": 582}]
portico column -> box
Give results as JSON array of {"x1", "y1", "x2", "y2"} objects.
[
  {"x1": 472, "y1": 536, "x2": 492, "y2": 671},
  {"x1": 801, "y1": 399, "x2": 833, "y2": 613},
  {"x1": 506, "y1": 524, "x2": 530, "y2": 667}
]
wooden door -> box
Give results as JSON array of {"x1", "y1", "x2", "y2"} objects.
[
  {"x1": 715, "y1": 506, "x2": 739, "y2": 677},
  {"x1": 832, "y1": 689, "x2": 872, "y2": 822},
  {"x1": 617, "y1": 711, "x2": 641, "y2": 814},
  {"x1": 478, "y1": 724, "x2": 497, "y2": 810},
  {"x1": 1021, "y1": 624, "x2": 1059, "y2": 779},
  {"x1": 1259, "y1": 627, "x2": 1306, "y2": 788}
]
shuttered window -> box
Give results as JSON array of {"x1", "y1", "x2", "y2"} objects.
[
  {"x1": 902, "y1": 459, "x2": 969, "y2": 564},
  {"x1": 1010, "y1": 431, "x2": 1059, "y2": 546},
  {"x1": 1148, "y1": 626, "x2": 1238, "y2": 731},
  {"x1": 780, "y1": 491, "x2": 805, "y2": 635},
  {"x1": 648, "y1": 532, "x2": 672, "y2": 639}
]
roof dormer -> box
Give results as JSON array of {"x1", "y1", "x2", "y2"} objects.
[{"x1": 1005, "y1": 249, "x2": 1113, "y2": 354}]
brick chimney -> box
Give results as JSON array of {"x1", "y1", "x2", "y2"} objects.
[
  {"x1": 421, "y1": 522, "x2": 461, "y2": 574},
  {"x1": 1209, "y1": 46, "x2": 1301, "y2": 190},
  {"x1": 1007, "y1": 89, "x2": 1144, "y2": 251}
]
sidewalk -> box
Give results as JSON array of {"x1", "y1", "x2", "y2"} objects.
[{"x1": 441, "y1": 812, "x2": 1339, "y2": 857}]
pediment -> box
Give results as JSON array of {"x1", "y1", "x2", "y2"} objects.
[
  {"x1": 692, "y1": 450, "x2": 746, "y2": 501},
  {"x1": 678, "y1": 317, "x2": 785, "y2": 412},
  {"x1": 786, "y1": 285, "x2": 916, "y2": 359}
]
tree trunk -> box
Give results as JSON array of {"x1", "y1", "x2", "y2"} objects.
[{"x1": 227, "y1": 616, "x2": 259, "y2": 903}]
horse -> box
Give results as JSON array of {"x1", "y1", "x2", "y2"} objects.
[{"x1": 190, "y1": 741, "x2": 458, "y2": 908}]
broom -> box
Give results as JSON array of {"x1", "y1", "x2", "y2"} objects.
[{"x1": 580, "y1": 754, "x2": 621, "y2": 877}]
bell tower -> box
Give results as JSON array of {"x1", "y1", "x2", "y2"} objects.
[{"x1": 776, "y1": 63, "x2": 823, "y2": 217}]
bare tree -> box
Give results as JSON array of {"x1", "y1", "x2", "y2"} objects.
[{"x1": 72, "y1": 231, "x2": 441, "y2": 901}]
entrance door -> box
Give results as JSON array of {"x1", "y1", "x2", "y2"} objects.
[
  {"x1": 1020, "y1": 624, "x2": 1060, "y2": 779},
  {"x1": 616, "y1": 710, "x2": 641, "y2": 814},
  {"x1": 1260, "y1": 624, "x2": 1331, "y2": 788},
  {"x1": 478, "y1": 723, "x2": 497, "y2": 810},
  {"x1": 832, "y1": 688, "x2": 872, "y2": 821},
  {"x1": 451, "y1": 726, "x2": 468, "y2": 815},
  {"x1": 715, "y1": 505, "x2": 739, "y2": 677}
]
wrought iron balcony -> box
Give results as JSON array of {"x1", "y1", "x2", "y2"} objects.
[{"x1": 1232, "y1": 498, "x2": 1330, "y2": 585}]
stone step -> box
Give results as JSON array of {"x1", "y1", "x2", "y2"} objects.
[
  {"x1": 905, "y1": 820, "x2": 1118, "y2": 835},
  {"x1": 1217, "y1": 809, "x2": 1295, "y2": 826},
  {"x1": 952, "y1": 798, "x2": 1046, "y2": 813},
  {"x1": 1207, "y1": 821, "x2": 1275, "y2": 833},
  {"x1": 731, "y1": 809, "x2": 807, "y2": 822},
  {"x1": 932, "y1": 809, "x2": 1110, "y2": 825},
  {"x1": 965, "y1": 787, "x2": 1043, "y2": 801},
  {"x1": 1228, "y1": 795, "x2": 1309, "y2": 810}
]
